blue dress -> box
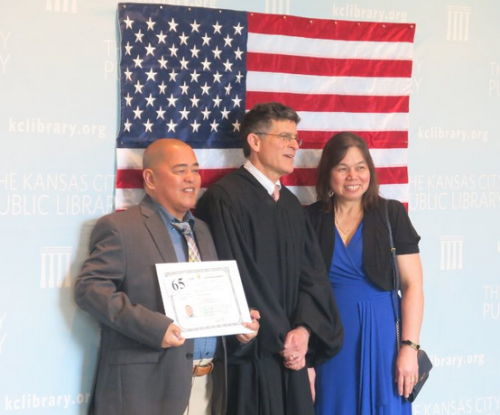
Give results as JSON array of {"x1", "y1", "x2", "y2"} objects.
[{"x1": 315, "y1": 222, "x2": 412, "y2": 415}]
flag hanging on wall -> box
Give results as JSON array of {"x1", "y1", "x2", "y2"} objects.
[{"x1": 116, "y1": 3, "x2": 416, "y2": 210}]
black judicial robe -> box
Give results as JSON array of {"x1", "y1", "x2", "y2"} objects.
[{"x1": 196, "y1": 167, "x2": 343, "y2": 415}]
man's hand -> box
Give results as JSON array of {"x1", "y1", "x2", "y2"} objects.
[
  {"x1": 236, "y1": 309, "x2": 260, "y2": 344},
  {"x1": 281, "y1": 325, "x2": 310, "y2": 371},
  {"x1": 161, "y1": 323, "x2": 185, "y2": 348}
]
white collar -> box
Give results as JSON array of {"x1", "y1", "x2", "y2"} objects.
[{"x1": 243, "y1": 160, "x2": 281, "y2": 196}]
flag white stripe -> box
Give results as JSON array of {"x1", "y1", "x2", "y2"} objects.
[
  {"x1": 379, "y1": 183, "x2": 409, "y2": 203},
  {"x1": 288, "y1": 184, "x2": 409, "y2": 204},
  {"x1": 298, "y1": 112, "x2": 409, "y2": 131},
  {"x1": 115, "y1": 188, "x2": 145, "y2": 210},
  {"x1": 292, "y1": 148, "x2": 408, "y2": 169},
  {"x1": 115, "y1": 182, "x2": 409, "y2": 211},
  {"x1": 247, "y1": 71, "x2": 412, "y2": 96},
  {"x1": 247, "y1": 33, "x2": 414, "y2": 60},
  {"x1": 116, "y1": 148, "x2": 407, "y2": 170},
  {"x1": 117, "y1": 148, "x2": 145, "y2": 169},
  {"x1": 195, "y1": 148, "x2": 246, "y2": 169},
  {"x1": 370, "y1": 148, "x2": 407, "y2": 168},
  {"x1": 286, "y1": 186, "x2": 317, "y2": 205}
]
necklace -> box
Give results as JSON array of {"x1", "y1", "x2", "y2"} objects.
[{"x1": 335, "y1": 209, "x2": 363, "y2": 244}]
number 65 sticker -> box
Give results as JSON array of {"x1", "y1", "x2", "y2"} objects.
[
  {"x1": 163, "y1": 274, "x2": 193, "y2": 296},
  {"x1": 171, "y1": 277, "x2": 186, "y2": 291}
]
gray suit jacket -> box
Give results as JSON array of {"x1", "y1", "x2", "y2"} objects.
[{"x1": 75, "y1": 195, "x2": 225, "y2": 415}]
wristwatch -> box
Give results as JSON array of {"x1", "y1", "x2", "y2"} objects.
[{"x1": 401, "y1": 340, "x2": 420, "y2": 351}]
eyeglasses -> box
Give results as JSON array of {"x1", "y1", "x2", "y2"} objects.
[{"x1": 254, "y1": 132, "x2": 303, "y2": 147}]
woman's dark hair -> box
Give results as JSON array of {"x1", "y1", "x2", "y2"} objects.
[
  {"x1": 240, "y1": 102, "x2": 300, "y2": 157},
  {"x1": 316, "y1": 132, "x2": 380, "y2": 211}
]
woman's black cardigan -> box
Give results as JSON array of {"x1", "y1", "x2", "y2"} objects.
[{"x1": 305, "y1": 198, "x2": 421, "y2": 291}]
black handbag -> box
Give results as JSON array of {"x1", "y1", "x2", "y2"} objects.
[
  {"x1": 385, "y1": 201, "x2": 432, "y2": 402},
  {"x1": 408, "y1": 349, "x2": 433, "y2": 402}
]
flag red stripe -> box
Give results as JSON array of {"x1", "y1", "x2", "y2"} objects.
[
  {"x1": 117, "y1": 169, "x2": 143, "y2": 189},
  {"x1": 117, "y1": 166, "x2": 407, "y2": 189},
  {"x1": 378, "y1": 166, "x2": 408, "y2": 185},
  {"x1": 247, "y1": 53, "x2": 413, "y2": 78},
  {"x1": 280, "y1": 167, "x2": 407, "y2": 186},
  {"x1": 246, "y1": 91, "x2": 409, "y2": 114},
  {"x1": 297, "y1": 131, "x2": 408, "y2": 149},
  {"x1": 357, "y1": 131, "x2": 408, "y2": 148},
  {"x1": 200, "y1": 169, "x2": 237, "y2": 187},
  {"x1": 117, "y1": 169, "x2": 237, "y2": 189},
  {"x1": 248, "y1": 12, "x2": 416, "y2": 42}
]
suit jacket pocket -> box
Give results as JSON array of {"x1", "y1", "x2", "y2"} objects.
[{"x1": 109, "y1": 348, "x2": 160, "y2": 365}]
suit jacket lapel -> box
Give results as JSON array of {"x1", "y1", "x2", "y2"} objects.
[{"x1": 140, "y1": 195, "x2": 177, "y2": 263}]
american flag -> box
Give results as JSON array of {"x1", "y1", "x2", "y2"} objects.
[{"x1": 116, "y1": 3, "x2": 415, "y2": 210}]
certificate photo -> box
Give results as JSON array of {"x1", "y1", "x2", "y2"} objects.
[{"x1": 156, "y1": 260, "x2": 253, "y2": 339}]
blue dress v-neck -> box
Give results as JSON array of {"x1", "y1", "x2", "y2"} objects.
[{"x1": 315, "y1": 222, "x2": 412, "y2": 415}]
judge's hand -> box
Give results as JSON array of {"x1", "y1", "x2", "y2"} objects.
[
  {"x1": 307, "y1": 367, "x2": 316, "y2": 403},
  {"x1": 161, "y1": 323, "x2": 185, "y2": 348},
  {"x1": 281, "y1": 325, "x2": 310, "y2": 371},
  {"x1": 236, "y1": 309, "x2": 261, "y2": 344}
]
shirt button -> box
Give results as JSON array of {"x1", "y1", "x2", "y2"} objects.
[{"x1": 186, "y1": 353, "x2": 193, "y2": 360}]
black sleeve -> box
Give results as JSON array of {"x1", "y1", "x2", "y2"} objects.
[
  {"x1": 388, "y1": 199, "x2": 421, "y2": 255},
  {"x1": 293, "y1": 211, "x2": 344, "y2": 366}
]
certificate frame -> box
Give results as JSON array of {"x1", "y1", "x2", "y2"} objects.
[{"x1": 156, "y1": 260, "x2": 252, "y2": 339}]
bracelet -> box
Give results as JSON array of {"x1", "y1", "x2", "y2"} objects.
[{"x1": 401, "y1": 340, "x2": 420, "y2": 351}]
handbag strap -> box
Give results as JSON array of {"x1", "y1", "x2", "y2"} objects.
[{"x1": 384, "y1": 200, "x2": 402, "y2": 349}]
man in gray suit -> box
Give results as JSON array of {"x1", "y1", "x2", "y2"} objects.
[{"x1": 75, "y1": 139, "x2": 259, "y2": 415}]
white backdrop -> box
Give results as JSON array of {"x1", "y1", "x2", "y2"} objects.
[{"x1": 1, "y1": 1, "x2": 499, "y2": 414}]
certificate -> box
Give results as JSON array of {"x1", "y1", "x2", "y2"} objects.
[{"x1": 155, "y1": 260, "x2": 253, "y2": 339}]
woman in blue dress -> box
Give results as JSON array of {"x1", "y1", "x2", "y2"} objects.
[{"x1": 306, "y1": 132, "x2": 424, "y2": 415}]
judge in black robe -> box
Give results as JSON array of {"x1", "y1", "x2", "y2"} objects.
[{"x1": 196, "y1": 102, "x2": 343, "y2": 415}]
